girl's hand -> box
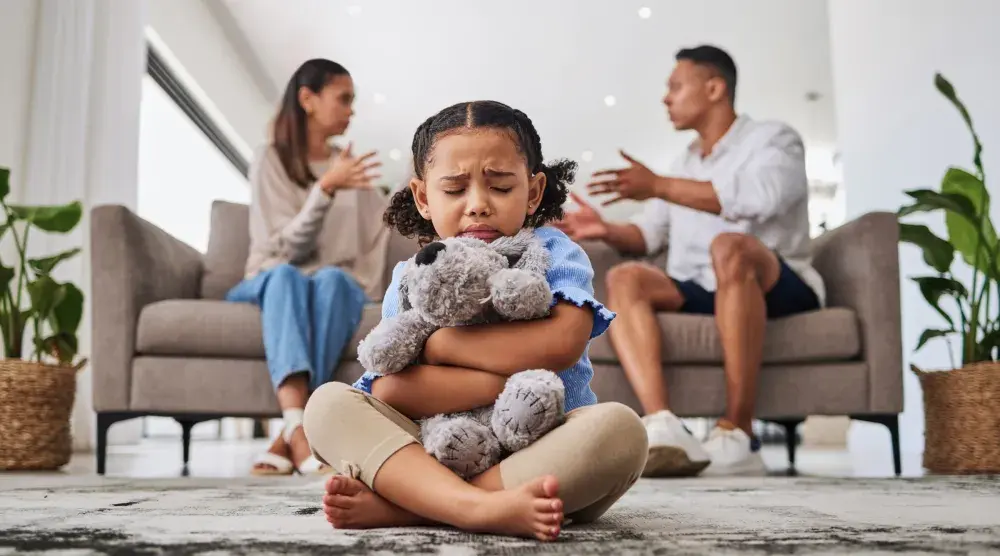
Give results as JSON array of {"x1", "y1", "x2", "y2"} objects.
[{"x1": 318, "y1": 142, "x2": 382, "y2": 194}]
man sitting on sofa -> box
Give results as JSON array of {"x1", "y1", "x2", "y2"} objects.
[{"x1": 555, "y1": 45, "x2": 825, "y2": 477}]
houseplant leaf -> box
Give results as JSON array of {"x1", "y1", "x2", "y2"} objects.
[
  {"x1": 26, "y1": 275, "x2": 65, "y2": 319},
  {"x1": 899, "y1": 223, "x2": 954, "y2": 273},
  {"x1": 940, "y1": 167, "x2": 997, "y2": 274},
  {"x1": 912, "y1": 276, "x2": 968, "y2": 328},
  {"x1": 0, "y1": 263, "x2": 15, "y2": 294},
  {"x1": 50, "y1": 283, "x2": 83, "y2": 334},
  {"x1": 898, "y1": 190, "x2": 979, "y2": 225},
  {"x1": 7, "y1": 201, "x2": 83, "y2": 233},
  {"x1": 916, "y1": 328, "x2": 955, "y2": 351},
  {"x1": 39, "y1": 332, "x2": 78, "y2": 364},
  {"x1": 935, "y1": 73, "x2": 983, "y2": 177},
  {"x1": 981, "y1": 328, "x2": 1000, "y2": 360},
  {"x1": 28, "y1": 248, "x2": 82, "y2": 276},
  {"x1": 0, "y1": 167, "x2": 9, "y2": 202}
]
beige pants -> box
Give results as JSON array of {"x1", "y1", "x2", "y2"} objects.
[{"x1": 303, "y1": 382, "x2": 648, "y2": 523}]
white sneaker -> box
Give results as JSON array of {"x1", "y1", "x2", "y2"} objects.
[
  {"x1": 701, "y1": 426, "x2": 767, "y2": 476},
  {"x1": 641, "y1": 410, "x2": 711, "y2": 477}
]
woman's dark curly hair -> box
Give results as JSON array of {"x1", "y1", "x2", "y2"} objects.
[{"x1": 384, "y1": 100, "x2": 576, "y2": 244}]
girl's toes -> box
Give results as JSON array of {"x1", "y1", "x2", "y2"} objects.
[{"x1": 533, "y1": 498, "x2": 563, "y2": 513}]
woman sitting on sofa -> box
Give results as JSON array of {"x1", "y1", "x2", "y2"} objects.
[{"x1": 227, "y1": 58, "x2": 390, "y2": 475}]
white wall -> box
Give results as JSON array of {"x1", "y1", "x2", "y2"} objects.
[
  {"x1": 0, "y1": 0, "x2": 38, "y2": 180},
  {"x1": 828, "y1": 0, "x2": 1000, "y2": 472},
  {"x1": 146, "y1": 0, "x2": 274, "y2": 156}
]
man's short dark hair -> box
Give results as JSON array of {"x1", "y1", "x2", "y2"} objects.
[{"x1": 676, "y1": 45, "x2": 738, "y2": 106}]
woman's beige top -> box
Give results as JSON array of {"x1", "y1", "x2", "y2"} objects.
[{"x1": 245, "y1": 145, "x2": 391, "y2": 301}]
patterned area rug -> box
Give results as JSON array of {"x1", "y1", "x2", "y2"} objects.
[{"x1": 1, "y1": 475, "x2": 998, "y2": 555}]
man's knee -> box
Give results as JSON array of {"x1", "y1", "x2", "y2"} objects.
[
  {"x1": 710, "y1": 233, "x2": 755, "y2": 283},
  {"x1": 605, "y1": 262, "x2": 648, "y2": 301}
]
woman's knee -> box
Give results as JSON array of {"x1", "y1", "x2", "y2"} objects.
[
  {"x1": 312, "y1": 266, "x2": 349, "y2": 286},
  {"x1": 267, "y1": 263, "x2": 305, "y2": 286}
]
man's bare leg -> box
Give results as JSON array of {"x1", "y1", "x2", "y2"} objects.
[
  {"x1": 604, "y1": 262, "x2": 685, "y2": 415},
  {"x1": 710, "y1": 233, "x2": 781, "y2": 435},
  {"x1": 605, "y1": 262, "x2": 709, "y2": 477}
]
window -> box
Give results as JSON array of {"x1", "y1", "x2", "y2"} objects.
[
  {"x1": 136, "y1": 46, "x2": 254, "y2": 441},
  {"x1": 137, "y1": 79, "x2": 249, "y2": 252}
]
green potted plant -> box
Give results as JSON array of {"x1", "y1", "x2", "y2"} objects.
[
  {"x1": 0, "y1": 166, "x2": 86, "y2": 470},
  {"x1": 897, "y1": 73, "x2": 999, "y2": 474}
]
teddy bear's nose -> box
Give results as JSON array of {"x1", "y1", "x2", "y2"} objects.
[{"x1": 415, "y1": 242, "x2": 446, "y2": 266}]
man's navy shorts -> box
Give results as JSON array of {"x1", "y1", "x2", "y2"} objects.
[{"x1": 672, "y1": 259, "x2": 820, "y2": 318}]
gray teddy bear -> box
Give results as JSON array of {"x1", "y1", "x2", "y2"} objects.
[{"x1": 357, "y1": 230, "x2": 566, "y2": 478}]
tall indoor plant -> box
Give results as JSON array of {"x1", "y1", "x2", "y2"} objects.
[
  {"x1": 897, "y1": 74, "x2": 999, "y2": 474},
  {"x1": 0, "y1": 166, "x2": 86, "y2": 470}
]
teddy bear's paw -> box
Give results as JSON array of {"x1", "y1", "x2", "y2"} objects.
[
  {"x1": 357, "y1": 312, "x2": 433, "y2": 375},
  {"x1": 488, "y1": 269, "x2": 553, "y2": 321},
  {"x1": 492, "y1": 370, "x2": 566, "y2": 452},
  {"x1": 421, "y1": 414, "x2": 503, "y2": 479}
]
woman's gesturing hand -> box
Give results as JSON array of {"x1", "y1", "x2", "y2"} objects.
[{"x1": 319, "y1": 142, "x2": 382, "y2": 194}]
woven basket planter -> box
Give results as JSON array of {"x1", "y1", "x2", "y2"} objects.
[
  {"x1": 915, "y1": 362, "x2": 1000, "y2": 474},
  {"x1": 0, "y1": 359, "x2": 82, "y2": 470}
]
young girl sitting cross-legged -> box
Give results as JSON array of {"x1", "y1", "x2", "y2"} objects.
[{"x1": 302, "y1": 100, "x2": 648, "y2": 542}]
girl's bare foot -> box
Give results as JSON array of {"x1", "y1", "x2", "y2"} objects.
[
  {"x1": 465, "y1": 475, "x2": 563, "y2": 541},
  {"x1": 323, "y1": 475, "x2": 430, "y2": 529}
]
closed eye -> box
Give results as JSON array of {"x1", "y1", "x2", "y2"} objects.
[
  {"x1": 492, "y1": 187, "x2": 513, "y2": 193},
  {"x1": 443, "y1": 188, "x2": 465, "y2": 196}
]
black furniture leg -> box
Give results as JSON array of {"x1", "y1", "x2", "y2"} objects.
[
  {"x1": 96, "y1": 412, "x2": 138, "y2": 475},
  {"x1": 176, "y1": 419, "x2": 196, "y2": 476},
  {"x1": 851, "y1": 414, "x2": 902, "y2": 476},
  {"x1": 96, "y1": 413, "x2": 112, "y2": 475},
  {"x1": 769, "y1": 419, "x2": 804, "y2": 476}
]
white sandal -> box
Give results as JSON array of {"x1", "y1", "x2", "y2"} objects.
[{"x1": 250, "y1": 411, "x2": 332, "y2": 476}]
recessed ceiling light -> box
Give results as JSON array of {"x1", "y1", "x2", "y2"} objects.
[
  {"x1": 581, "y1": 150, "x2": 594, "y2": 162},
  {"x1": 389, "y1": 149, "x2": 402, "y2": 161},
  {"x1": 638, "y1": 7, "x2": 652, "y2": 19},
  {"x1": 347, "y1": 5, "x2": 362, "y2": 16},
  {"x1": 373, "y1": 92, "x2": 386, "y2": 104},
  {"x1": 604, "y1": 95, "x2": 617, "y2": 107}
]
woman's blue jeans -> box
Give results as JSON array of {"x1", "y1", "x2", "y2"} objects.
[{"x1": 226, "y1": 264, "x2": 368, "y2": 392}]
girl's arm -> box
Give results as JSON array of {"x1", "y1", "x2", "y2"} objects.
[
  {"x1": 371, "y1": 365, "x2": 507, "y2": 419},
  {"x1": 423, "y1": 230, "x2": 615, "y2": 375},
  {"x1": 422, "y1": 301, "x2": 593, "y2": 375}
]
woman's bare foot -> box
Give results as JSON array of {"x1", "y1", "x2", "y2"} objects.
[
  {"x1": 465, "y1": 475, "x2": 563, "y2": 541},
  {"x1": 323, "y1": 475, "x2": 430, "y2": 529}
]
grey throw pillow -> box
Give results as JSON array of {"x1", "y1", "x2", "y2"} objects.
[{"x1": 200, "y1": 200, "x2": 251, "y2": 299}]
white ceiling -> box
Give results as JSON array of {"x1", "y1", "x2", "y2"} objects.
[{"x1": 220, "y1": 0, "x2": 837, "y2": 216}]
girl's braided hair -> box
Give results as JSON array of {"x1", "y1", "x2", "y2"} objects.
[{"x1": 384, "y1": 100, "x2": 576, "y2": 245}]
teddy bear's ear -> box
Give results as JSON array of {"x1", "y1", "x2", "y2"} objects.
[{"x1": 398, "y1": 269, "x2": 413, "y2": 311}]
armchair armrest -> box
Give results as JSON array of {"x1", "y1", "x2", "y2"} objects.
[
  {"x1": 812, "y1": 212, "x2": 903, "y2": 414},
  {"x1": 90, "y1": 205, "x2": 204, "y2": 412}
]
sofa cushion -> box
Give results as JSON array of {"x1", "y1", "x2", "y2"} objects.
[
  {"x1": 201, "y1": 200, "x2": 251, "y2": 300},
  {"x1": 136, "y1": 299, "x2": 382, "y2": 360},
  {"x1": 589, "y1": 307, "x2": 860, "y2": 365}
]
